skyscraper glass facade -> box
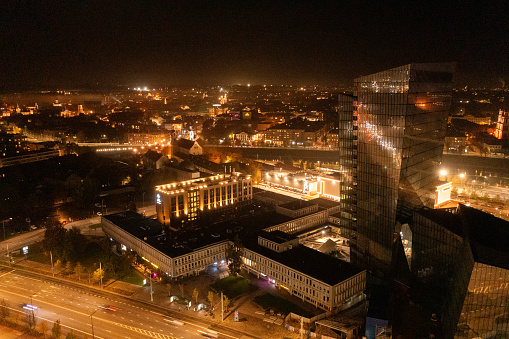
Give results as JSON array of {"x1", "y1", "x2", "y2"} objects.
[
  {"x1": 456, "y1": 263, "x2": 509, "y2": 338},
  {"x1": 350, "y1": 63, "x2": 454, "y2": 270},
  {"x1": 338, "y1": 94, "x2": 357, "y2": 231}
]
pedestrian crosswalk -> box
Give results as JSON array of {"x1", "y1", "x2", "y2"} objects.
[{"x1": 115, "y1": 322, "x2": 178, "y2": 339}]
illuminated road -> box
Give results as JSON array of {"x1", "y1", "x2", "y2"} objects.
[
  {"x1": 0, "y1": 229, "x2": 45, "y2": 255},
  {"x1": 0, "y1": 267, "x2": 228, "y2": 338},
  {"x1": 1, "y1": 205, "x2": 157, "y2": 254}
]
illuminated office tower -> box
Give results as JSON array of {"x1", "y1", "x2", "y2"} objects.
[
  {"x1": 337, "y1": 94, "x2": 358, "y2": 250},
  {"x1": 347, "y1": 63, "x2": 454, "y2": 273}
]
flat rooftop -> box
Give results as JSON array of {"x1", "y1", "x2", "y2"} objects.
[
  {"x1": 312, "y1": 197, "x2": 340, "y2": 210},
  {"x1": 279, "y1": 200, "x2": 317, "y2": 211},
  {"x1": 155, "y1": 172, "x2": 250, "y2": 195},
  {"x1": 103, "y1": 202, "x2": 293, "y2": 258},
  {"x1": 245, "y1": 239, "x2": 363, "y2": 286},
  {"x1": 259, "y1": 230, "x2": 297, "y2": 244},
  {"x1": 103, "y1": 211, "x2": 229, "y2": 257}
]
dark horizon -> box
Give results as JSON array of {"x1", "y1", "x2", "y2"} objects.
[{"x1": 1, "y1": 1, "x2": 507, "y2": 89}]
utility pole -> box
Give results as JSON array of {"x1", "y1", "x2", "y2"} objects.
[
  {"x1": 2, "y1": 218, "x2": 12, "y2": 240},
  {"x1": 90, "y1": 308, "x2": 99, "y2": 339},
  {"x1": 149, "y1": 270, "x2": 153, "y2": 302},
  {"x1": 221, "y1": 291, "x2": 223, "y2": 322},
  {"x1": 99, "y1": 262, "x2": 103, "y2": 288},
  {"x1": 30, "y1": 294, "x2": 35, "y2": 328},
  {"x1": 50, "y1": 251, "x2": 54, "y2": 277},
  {"x1": 101, "y1": 199, "x2": 104, "y2": 216},
  {"x1": 7, "y1": 244, "x2": 10, "y2": 266}
]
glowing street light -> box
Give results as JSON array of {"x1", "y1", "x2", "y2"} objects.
[
  {"x1": 459, "y1": 173, "x2": 466, "y2": 189},
  {"x1": 440, "y1": 169, "x2": 447, "y2": 177}
]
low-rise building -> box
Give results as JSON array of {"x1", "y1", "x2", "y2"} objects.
[
  {"x1": 172, "y1": 138, "x2": 203, "y2": 155},
  {"x1": 242, "y1": 232, "x2": 366, "y2": 311},
  {"x1": 482, "y1": 135, "x2": 504, "y2": 153},
  {"x1": 155, "y1": 173, "x2": 252, "y2": 228},
  {"x1": 142, "y1": 150, "x2": 169, "y2": 170},
  {"x1": 444, "y1": 130, "x2": 467, "y2": 153},
  {"x1": 101, "y1": 191, "x2": 364, "y2": 313},
  {"x1": 127, "y1": 131, "x2": 170, "y2": 145},
  {"x1": 447, "y1": 115, "x2": 492, "y2": 125},
  {"x1": 263, "y1": 118, "x2": 328, "y2": 147}
]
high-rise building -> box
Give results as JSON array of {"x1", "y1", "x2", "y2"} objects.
[
  {"x1": 337, "y1": 94, "x2": 358, "y2": 256},
  {"x1": 340, "y1": 63, "x2": 455, "y2": 273},
  {"x1": 410, "y1": 205, "x2": 509, "y2": 338}
]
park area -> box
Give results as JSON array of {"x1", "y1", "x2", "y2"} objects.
[
  {"x1": 210, "y1": 275, "x2": 258, "y2": 298},
  {"x1": 254, "y1": 293, "x2": 314, "y2": 318}
]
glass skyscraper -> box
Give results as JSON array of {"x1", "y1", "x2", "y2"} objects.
[
  {"x1": 340, "y1": 63, "x2": 454, "y2": 273},
  {"x1": 410, "y1": 205, "x2": 509, "y2": 338}
]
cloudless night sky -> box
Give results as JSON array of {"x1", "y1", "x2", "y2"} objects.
[{"x1": 0, "y1": 1, "x2": 507, "y2": 88}]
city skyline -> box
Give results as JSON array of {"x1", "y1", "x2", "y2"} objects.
[{"x1": 0, "y1": 1, "x2": 508, "y2": 89}]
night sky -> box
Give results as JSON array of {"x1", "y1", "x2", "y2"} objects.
[{"x1": 1, "y1": 1, "x2": 507, "y2": 88}]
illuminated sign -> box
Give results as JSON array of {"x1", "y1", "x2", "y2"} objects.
[
  {"x1": 435, "y1": 182, "x2": 453, "y2": 207},
  {"x1": 23, "y1": 246, "x2": 28, "y2": 254},
  {"x1": 156, "y1": 194, "x2": 162, "y2": 205}
]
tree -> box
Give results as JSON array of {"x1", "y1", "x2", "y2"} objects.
[
  {"x1": 52, "y1": 319, "x2": 62, "y2": 338},
  {"x1": 165, "y1": 283, "x2": 172, "y2": 297},
  {"x1": 192, "y1": 288, "x2": 199, "y2": 304},
  {"x1": 178, "y1": 283, "x2": 184, "y2": 298},
  {"x1": 43, "y1": 225, "x2": 67, "y2": 259},
  {"x1": 0, "y1": 299, "x2": 9, "y2": 322},
  {"x1": 62, "y1": 227, "x2": 85, "y2": 263},
  {"x1": 54, "y1": 259, "x2": 62, "y2": 271},
  {"x1": 14, "y1": 314, "x2": 20, "y2": 325},
  {"x1": 93, "y1": 268, "x2": 104, "y2": 285},
  {"x1": 65, "y1": 330, "x2": 79, "y2": 339},
  {"x1": 207, "y1": 291, "x2": 214, "y2": 308},
  {"x1": 38, "y1": 320, "x2": 49, "y2": 338},
  {"x1": 66, "y1": 261, "x2": 73, "y2": 276},
  {"x1": 226, "y1": 234, "x2": 243, "y2": 276},
  {"x1": 74, "y1": 262, "x2": 83, "y2": 281},
  {"x1": 26, "y1": 311, "x2": 36, "y2": 330},
  {"x1": 223, "y1": 295, "x2": 230, "y2": 312}
]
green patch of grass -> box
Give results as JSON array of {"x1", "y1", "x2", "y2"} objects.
[
  {"x1": 119, "y1": 269, "x2": 145, "y2": 285},
  {"x1": 210, "y1": 275, "x2": 258, "y2": 299},
  {"x1": 89, "y1": 224, "x2": 102, "y2": 229},
  {"x1": 253, "y1": 293, "x2": 314, "y2": 318}
]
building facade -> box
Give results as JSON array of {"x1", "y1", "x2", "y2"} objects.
[
  {"x1": 242, "y1": 233, "x2": 366, "y2": 312},
  {"x1": 347, "y1": 63, "x2": 454, "y2": 272},
  {"x1": 155, "y1": 174, "x2": 252, "y2": 228},
  {"x1": 494, "y1": 109, "x2": 509, "y2": 140},
  {"x1": 127, "y1": 131, "x2": 170, "y2": 145},
  {"x1": 409, "y1": 205, "x2": 509, "y2": 338}
]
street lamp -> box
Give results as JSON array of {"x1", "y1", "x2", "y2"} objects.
[
  {"x1": 439, "y1": 169, "x2": 447, "y2": 181},
  {"x1": 1, "y1": 218, "x2": 12, "y2": 240},
  {"x1": 90, "y1": 307, "x2": 100, "y2": 339},
  {"x1": 459, "y1": 173, "x2": 466, "y2": 190}
]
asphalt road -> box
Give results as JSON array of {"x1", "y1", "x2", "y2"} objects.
[
  {"x1": 0, "y1": 205, "x2": 157, "y2": 254},
  {"x1": 0, "y1": 229, "x2": 45, "y2": 255},
  {"x1": 0, "y1": 267, "x2": 223, "y2": 339}
]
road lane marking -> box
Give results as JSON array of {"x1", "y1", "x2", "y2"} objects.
[
  {"x1": 1, "y1": 271, "x2": 236, "y2": 338},
  {"x1": 2, "y1": 304, "x2": 104, "y2": 339}
]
